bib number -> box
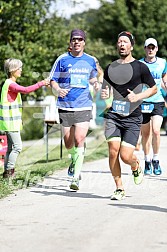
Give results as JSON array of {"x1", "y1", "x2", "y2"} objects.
[
  {"x1": 141, "y1": 103, "x2": 154, "y2": 113},
  {"x1": 70, "y1": 74, "x2": 87, "y2": 88},
  {"x1": 112, "y1": 100, "x2": 130, "y2": 116}
]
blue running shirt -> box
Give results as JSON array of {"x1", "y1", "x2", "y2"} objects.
[
  {"x1": 140, "y1": 57, "x2": 167, "y2": 102},
  {"x1": 49, "y1": 52, "x2": 97, "y2": 111}
]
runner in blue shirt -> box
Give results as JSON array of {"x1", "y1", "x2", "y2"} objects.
[
  {"x1": 140, "y1": 38, "x2": 167, "y2": 175},
  {"x1": 49, "y1": 29, "x2": 101, "y2": 191}
]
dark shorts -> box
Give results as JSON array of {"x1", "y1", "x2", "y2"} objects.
[
  {"x1": 142, "y1": 102, "x2": 164, "y2": 124},
  {"x1": 104, "y1": 112, "x2": 142, "y2": 147},
  {"x1": 58, "y1": 109, "x2": 92, "y2": 127}
]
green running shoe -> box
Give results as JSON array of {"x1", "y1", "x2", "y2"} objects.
[
  {"x1": 132, "y1": 166, "x2": 143, "y2": 185},
  {"x1": 70, "y1": 178, "x2": 79, "y2": 191},
  {"x1": 110, "y1": 189, "x2": 125, "y2": 200}
]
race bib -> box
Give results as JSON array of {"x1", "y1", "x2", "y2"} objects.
[
  {"x1": 141, "y1": 103, "x2": 154, "y2": 113},
  {"x1": 70, "y1": 74, "x2": 87, "y2": 88},
  {"x1": 112, "y1": 100, "x2": 130, "y2": 116}
]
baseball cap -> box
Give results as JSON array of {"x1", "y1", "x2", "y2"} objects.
[{"x1": 144, "y1": 38, "x2": 158, "y2": 47}]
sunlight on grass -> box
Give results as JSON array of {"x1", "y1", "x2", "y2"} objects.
[{"x1": 0, "y1": 134, "x2": 108, "y2": 199}]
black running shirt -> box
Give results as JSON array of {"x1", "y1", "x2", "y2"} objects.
[{"x1": 103, "y1": 60, "x2": 156, "y2": 117}]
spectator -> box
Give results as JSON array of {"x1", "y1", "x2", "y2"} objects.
[{"x1": 0, "y1": 58, "x2": 49, "y2": 178}]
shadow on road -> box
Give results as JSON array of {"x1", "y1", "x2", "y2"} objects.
[
  {"x1": 109, "y1": 203, "x2": 167, "y2": 213},
  {"x1": 31, "y1": 187, "x2": 110, "y2": 199}
]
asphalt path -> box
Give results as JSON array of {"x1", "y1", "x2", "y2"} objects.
[{"x1": 0, "y1": 134, "x2": 167, "y2": 252}]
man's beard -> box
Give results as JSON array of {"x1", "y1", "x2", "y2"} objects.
[{"x1": 119, "y1": 51, "x2": 129, "y2": 58}]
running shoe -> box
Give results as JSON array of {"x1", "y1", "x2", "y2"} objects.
[
  {"x1": 132, "y1": 161, "x2": 143, "y2": 185},
  {"x1": 70, "y1": 178, "x2": 79, "y2": 191},
  {"x1": 68, "y1": 161, "x2": 75, "y2": 176},
  {"x1": 152, "y1": 160, "x2": 162, "y2": 175},
  {"x1": 110, "y1": 189, "x2": 125, "y2": 200},
  {"x1": 144, "y1": 161, "x2": 152, "y2": 175}
]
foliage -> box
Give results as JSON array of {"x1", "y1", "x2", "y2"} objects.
[
  {"x1": 0, "y1": 1, "x2": 49, "y2": 82},
  {"x1": 1, "y1": 0, "x2": 167, "y2": 85},
  {"x1": 0, "y1": 0, "x2": 69, "y2": 99},
  {"x1": 1, "y1": 0, "x2": 167, "y2": 140},
  {"x1": 87, "y1": 0, "x2": 167, "y2": 60}
]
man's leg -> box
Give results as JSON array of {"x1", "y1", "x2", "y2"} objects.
[
  {"x1": 152, "y1": 115, "x2": 163, "y2": 156},
  {"x1": 108, "y1": 139, "x2": 126, "y2": 200},
  {"x1": 120, "y1": 143, "x2": 143, "y2": 185},
  {"x1": 62, "y1": 126, "x2": 76, "y2": 176},
  {"x1": 141, "y1": 121, "x2": 152, "y2": 159},
  {"x1": 151, "y1": 115, "x2": 163, "y2": 175},
  {"x1": 70, "y1": 121, "x2": 89, "y2": 190},
  {"x1": 108, "y1": 140, "x2": 122, "y2": 189},
  {"x1": 63, "y1": 125, "x2": 75, "y2": 149},
  {"x1": 73, "y1": 121, "x2": 89, "y2": 177},
  {"x1": 120, "y1": 144, "x2": 139, "y2": 169},
  {"x1": 141, "y1": 121, "x2": 153, "y2": 174},
  {"x1": 104, "y1": 116, "x2": 126, "y2": 200}
]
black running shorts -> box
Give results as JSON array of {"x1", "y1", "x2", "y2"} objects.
[
  {"x1": 58, "y1": 109, "x2": 92, "y2": 127},
  {"x1": 104, "y1": 113, "x2": 142, "y2": 147},
  {"x1": 142, "y1": 102, "x2": 164, "y2": 124}
]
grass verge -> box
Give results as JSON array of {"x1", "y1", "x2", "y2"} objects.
[{"x1": 0, "y1": 133, "x2": 108, "y2": 199}]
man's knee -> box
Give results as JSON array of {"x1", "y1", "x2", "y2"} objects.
[
  {"x1": 153, "y1": 128, "x2": 161, "y2": 137},
  {"x1": 120, "y1": 153, "x2": 131, "y2": 164}
]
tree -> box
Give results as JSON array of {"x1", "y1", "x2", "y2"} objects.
[
  {"x1": 0, "y1": 0, "x2": 67, "y2": 98},
  {"x1": 0, "y1": 1, "x2": 48, "y2": 87},
  {"x1": 124, "y1": 0, "x2": 167, "y2": 58},
  {"x1": 1, "y1": 0, "x2": 167, "y2": 92},
  {"x1": 84, "y1": 0, "x2": 167, "y2": 60}
]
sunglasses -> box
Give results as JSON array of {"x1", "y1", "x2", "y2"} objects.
[{"x1": 71, "y1": 37, "x2": 84, "y2": 42}]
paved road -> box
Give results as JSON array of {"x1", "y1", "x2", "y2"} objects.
[{"x1": 0, "y1": 134, "x2": 167, "y2": 252}]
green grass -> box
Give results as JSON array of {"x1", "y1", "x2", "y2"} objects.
[{"x1": 0, "y1": 132, "x2": 108, "y2": 199}]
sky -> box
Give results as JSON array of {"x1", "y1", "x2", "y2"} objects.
[{"x1": 53, "y1": 0, "x2": 111, "y2": 19}]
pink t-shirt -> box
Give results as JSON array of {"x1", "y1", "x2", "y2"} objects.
[{"x1": 7, "y1": 81, "x2": 44, "y2": 102}]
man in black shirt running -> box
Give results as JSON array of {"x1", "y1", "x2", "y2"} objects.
[{"x1": 101, "y1": 31, "x2": 157, "y2": 200}]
